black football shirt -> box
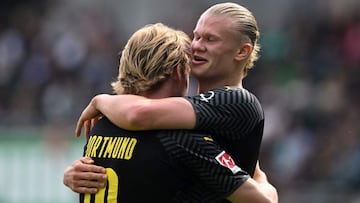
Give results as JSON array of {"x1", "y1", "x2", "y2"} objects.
[
  {"x1": 185, "y1": 86, "x2": 265, "y2": 177},
  {"x1": 80, "y1": 117, "x2": 249, "y2": 203}
]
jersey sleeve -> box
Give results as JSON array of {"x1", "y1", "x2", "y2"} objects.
[
  {"x1": 158, "y1": 130, "x2": 249, "y2": 201},
  {"x1": 184, "y1": 88, "x2": 264, "y2": 139}
]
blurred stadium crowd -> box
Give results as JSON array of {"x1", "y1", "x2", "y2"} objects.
[{"x1": 0, "y1": 0, "x2": 359, "y2": 202}]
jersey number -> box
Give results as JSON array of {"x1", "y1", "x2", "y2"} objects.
[{"x1": 84, "y1": 168, "x2": 118, "y2": 203}]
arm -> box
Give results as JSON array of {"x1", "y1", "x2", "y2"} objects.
[
  {"x1": 76, "y1": 94, "x2": 196, "y2": 137},
  {"x1": 227, "y1": 178, "x2": 277, "y2": 203},
  {"x1": 162, "y1": 131, "x2": 277, "y2": 203},
  {"x1": 252, "y1": 162, "x2": 278, "y2": 203},
  {"x1": 63, "y1": 157, "x2": 107, "y2": 194},
  {"x1": 227, "y1": 162, "x2": 278, "y2": 203}
]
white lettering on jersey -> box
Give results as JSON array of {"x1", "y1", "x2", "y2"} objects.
[
  {"x1": 215, "y1": 151, "x2": 242, "y2": 174},
  {"x1": 199, "y1": 91, "x2": 215, "y2": 102}
]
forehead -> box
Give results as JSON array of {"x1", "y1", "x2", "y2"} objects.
[{"x1": 194, "y1": 15, "x2": 235, "y2": 36}]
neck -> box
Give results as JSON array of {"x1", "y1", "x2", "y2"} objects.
[
  {"x1": 197, "y1": 77, "x2": 243, "y2": 93},
  {"x1": 196, "y1": 64, "x2": 245, "y2": 93},
  {"x1": 139, "y1": 78, "x2": 181, "y2": 99}
]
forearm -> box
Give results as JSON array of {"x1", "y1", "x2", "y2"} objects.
[
  {"x1": 227, "y1": 178, "x2": 276, "y2": 203},
  {"x1": 91, "y1": 94, "x2": 146, "y2": 130},
  {"x1": 236, "y1": 162, "x2": 278, "y2": 203},
  {"x1": 256, "y1": 181, "x2": 278, "y2": 203},
  {"x1": 92, "y1": 94, "x2": 196, "y2": 130},
  {"x1": 252, "y1": 170, "x2": 278, "y2": 203}
]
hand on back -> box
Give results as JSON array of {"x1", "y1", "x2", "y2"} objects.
[{"x1": 63, "y1": 157, "x2": 107, "y2": 193}]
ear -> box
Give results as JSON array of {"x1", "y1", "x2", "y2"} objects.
[
  {"x1": 172, "y1": 64, "x2": 183, "y2": 83},
  {"x1": 234, "y1": 43, "x2": 253, "y2": 61}
]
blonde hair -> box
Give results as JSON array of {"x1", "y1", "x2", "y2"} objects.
[
  {"x1": 202, "y1": 2, "x2": 260, "y2": 77},
  {"x1": 112, "y1": 23, "x2": 191, "y2": 94}
]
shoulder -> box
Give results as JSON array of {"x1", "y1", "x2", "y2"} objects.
[{"x1": 185, "y1": 86, "x2": 261, "y2": 104}]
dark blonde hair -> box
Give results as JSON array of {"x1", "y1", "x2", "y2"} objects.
[
  {"x1": 202, "y1": 2, "x2": 260, "y2": 77},
  {"x1": 112, "y1": 23, "x2": 191, "y2": 94}
]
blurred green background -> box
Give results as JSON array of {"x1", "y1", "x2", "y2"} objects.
[{"x1": 0, "y1": 127, "x2": 82, "y2": 203}]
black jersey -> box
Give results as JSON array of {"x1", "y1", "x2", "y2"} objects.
[
  {"x1": 80, "y1": 117, "x2": 249, "y2": 203},
  {"x1": 185, "y1": 87, "x2": 264, "y2": 177}
]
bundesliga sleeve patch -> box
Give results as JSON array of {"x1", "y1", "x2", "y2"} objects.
[{"x1": 215, "y1": 151, "x2": 242, "y2": 174}]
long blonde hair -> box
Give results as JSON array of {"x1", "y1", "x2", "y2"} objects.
[{"x1": 112, "y1": 23, "x2": 191, "y2": 94}]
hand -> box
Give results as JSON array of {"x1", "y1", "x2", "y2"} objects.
[
  {"x1": 63, "y1": 157, "x2": 107, "y2": 194},
  {"x1": 75, "y1": 95, "x2": 105, "y2": 139},
  {"x1": 253, "y1": 161, "x2": 267, "y2": 183},
  {"x1": 253, "y1": 161, "x2": 278, "y2": 203}
]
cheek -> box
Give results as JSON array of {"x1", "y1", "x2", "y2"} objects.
[
  {"x1": 207, "y1": 49, "x2": 224, "y2": 66},
  {"x1": 212, "y1": 50, "x2": 235, "y2": 67}
]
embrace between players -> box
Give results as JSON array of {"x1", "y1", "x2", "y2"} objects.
[{"x1": 63, "y1": 2, "x2": 278, "y2": 203}]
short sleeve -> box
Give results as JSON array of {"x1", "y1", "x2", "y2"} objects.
[{"x1": 184, "y1": 88, "x2": 264, "y2": 139}]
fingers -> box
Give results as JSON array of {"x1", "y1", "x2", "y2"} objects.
[
  {"x1": 73, "y1": 159, "x2": 106, "y2": 174},
  {"x1": 75, "y1": 118, "x2": 91, "y2": 139},
  {"x1": 75, "y1": 116, "x2": 85, "y2": 138},
  {"x1": 91, "y1": 117, "x2": 101, "y2": 129},
  {"x1": 64, "y1": 158, "x2": 107, "y2": 194},
  {"x1": 69, "y1": 173, "x2": 106, "y2": 194},
  {"x1": 74, "y1": 95, "x2": 105, "y2": 138},
  {"x1": 254, "y1": 161, "x2": 262, "y2": 177},
  {"x1": 79, "y1": 118, "x2": 102, "y2": 139},
  {"x1": 79, "y1": 156, "x2": 95, "y2": 164},
  {"x1": 253, "y1": 161, "x2": 268, "y2": 184},
  {"x1": 75, "y1": 117, "x2": 92, "y2": 139},
  {"x1": 71, "y1": 186, "x2": 99, "y2": 194},
  {"x1": 84, "y1": 120, "x2": 91, "y2": 139}
]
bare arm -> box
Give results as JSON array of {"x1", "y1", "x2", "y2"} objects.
[
  {"x1": 76, "y1": 94, "x2": 196, "y2": 137},
  {"x1": 227, "y1": 162, "x2": 278, "y2": 203},
  {"x1": 251, "y1": 162, "x2": 278, "y2": 203}
]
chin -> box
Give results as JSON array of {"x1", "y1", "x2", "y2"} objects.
[
  {"x1": 191, "y1": 63, "x2": 208, "y2": 74},
  {"x1": 190, "y1": 69, "x2": 203, "y2": 79}
]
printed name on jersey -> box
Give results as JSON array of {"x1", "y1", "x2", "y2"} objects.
[
  {"x1": 215, "y1": 151, "x2": 242, "y2": 174},
  {"x1": 199, "y1": 91, "x2": 215, "y2": 102},
  {"x1": 85, "y1": 135, "x2": 137, "y2": 160}
]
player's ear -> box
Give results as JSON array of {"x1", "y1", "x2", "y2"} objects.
[
  {"x1": 234, "y1": 43, "x2": 252, "y2": 61},
  {"x1": 173, "y1": 64, "x2": 183, "y2": 83}
]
